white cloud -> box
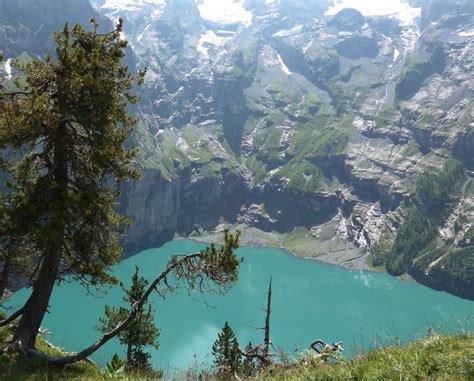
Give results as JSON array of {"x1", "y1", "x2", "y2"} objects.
[{"x1": 171, "y1": 324, "x2": 220, "y2": 365}]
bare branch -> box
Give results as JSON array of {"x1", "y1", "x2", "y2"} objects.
[{"x1": 0, "y1": 307, "x2": 25, "y2": 327}]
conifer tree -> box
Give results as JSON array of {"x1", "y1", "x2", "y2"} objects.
[
  {"x1": 212, "y1": 321, "x2": 242, "y2": 375},
  {"x1": 242, "y1": 341, "x2": 257, "y2": 376},
  {"x1": 98, "y1": 266, "x2": 159, "y2": 373},
  {"x1": 0, "y1": 20, "x2": 242, "y2": 366},
  {"x1": 0, "y1": 20, "x2": 145, "y2": 352}
]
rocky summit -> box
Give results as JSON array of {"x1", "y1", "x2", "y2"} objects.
[{"x1": 2, "y1": 0, "x2": 473, "y2": 299}]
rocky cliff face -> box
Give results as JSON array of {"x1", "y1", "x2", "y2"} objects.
[
  {"x1": 107, "y1": 0, "x2": 473, "y2": 298},
  {"x1": 2, "y1": 0, "x2": 473, "y2": 298},
  {"x1": 0, "y1": 0, "x2": 111, "y2": 57}
]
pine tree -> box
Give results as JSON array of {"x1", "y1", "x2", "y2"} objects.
[
  {"x1": 98, "y1": 266, "x2": 159, "y2": 373},
  {"x1": 242, "y1": 341, "x2": 257, "y2": 376},
  {"x1": 0, "y1": 25, "x2": 242, "y2": 364},
  {"x1": 212, "y1": 321, "x2": 242, "y2": 375},
  {"x1": 0, "y1": 20, "x2": 145, "y2": 352}
]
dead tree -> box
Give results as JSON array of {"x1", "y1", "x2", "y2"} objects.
[
  {"x1": 240, "y1": 277, "x2": 275, "y2": 369},
  {"x1": 310, "y1": 339, "x2": 344, "y2": 362},
  {"x1": 263, "y1": 277, "x2": 272, "y2": 361}
]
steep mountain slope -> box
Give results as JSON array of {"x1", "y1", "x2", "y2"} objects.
[
  {"x1": 91, "y1": 0, "x2": 473, "y2": 298},
  {"x1": 1, "y1": 0, "x2": 473, "y2": 299},
  {"x1": 0, "y1": 0, "x2": 111, "y2": 57}
]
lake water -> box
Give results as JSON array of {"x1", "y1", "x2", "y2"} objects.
[{"x1": 7, "y1": 239, "x2": 474, "y2": 373}]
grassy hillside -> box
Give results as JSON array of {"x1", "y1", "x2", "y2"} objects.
[
  {"x1": 0, "y1": 324, "x2": 102, "y2": 380},
  {"x1": 1, "y1": 319, "x2": 473, "y2": 380},
  {"x1": 258, "y1": 333, "x2": 474, "y2": 381}
]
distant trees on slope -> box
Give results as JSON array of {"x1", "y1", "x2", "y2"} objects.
[{"x1": 373, "y1": 159, "x2": 466, "y2": 276}]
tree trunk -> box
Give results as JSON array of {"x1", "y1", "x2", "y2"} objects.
[
  {"x1": 263, "y1": 277, "x2": 272, "y2": 360},
  {"x1": 11, "y1": 120, "x2": 68, "y2": 352},
  {"x1": 126, "y1": 340, "x2": 133, "y2": 367},
  {"x1": 0, "y1": 252, "x2": 12, "y2": 300},
  {"x1": 10, "y1": 252, "x2": 61, "y2": 350}
]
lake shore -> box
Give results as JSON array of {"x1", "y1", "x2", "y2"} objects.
[{"x1": 187, "y1": 223, "x2": 373, "y2": 272}]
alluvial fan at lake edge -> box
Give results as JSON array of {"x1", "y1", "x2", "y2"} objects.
[{"x1": 7, "y1": 240, "x2": 474, "y2": 372}]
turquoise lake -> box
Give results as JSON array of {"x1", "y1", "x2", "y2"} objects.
[{"x1": 7, "y1": 239, "x2": 474, "y2": 373}]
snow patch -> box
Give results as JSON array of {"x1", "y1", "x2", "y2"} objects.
[
  {"x1": 198, "y1": 0, "x2": 253, "y2": 27},
  {"x1": 458, "y1": 29, "x2": 474, "y2": 37},
  {"x1": 303, "y1": 39, "x2": 313, "y2": 53},
  {"x1": 5, "y1": 59, "x2": 12, "y2": 80},
  {"x1": 393, "y1": 48, "x2": 400, "y2": 61},
  {"x1": 197, "y1": 30, "x2": 233, "y2": 57},
  {"x1": 326, "y1": 0, "x2": 421, "y2": 25},
  {"x1": 95, "y1": 0, "x2": 167, "y2": 43},
  {"x1": 98, "y1": 0, "x2": 166, "y2": 15},
  {"x1": 34, "y1": 24, "x2": 45, "y2": 36},
  {"x1": 277, "y1": 54, "x2": 291, "y2": 75},
  {"x1": 100, "y1": 0, "x2": 165, "y2": 11},
  {"x1": 137, "y1": 24, "x2": 152, "y2": 43},
  {"x1": 273, "y1": 25, "x2": 303, "y2": 38}
]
